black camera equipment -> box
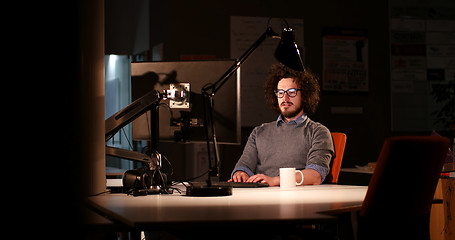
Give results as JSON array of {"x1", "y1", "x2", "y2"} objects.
[{"x1": 105, "y1": 86, "x2": 189, "y2": 196}]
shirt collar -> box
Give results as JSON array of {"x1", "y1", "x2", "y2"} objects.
[{"x1": 276, "y1": 113, "x2": 308, "y2": 126}]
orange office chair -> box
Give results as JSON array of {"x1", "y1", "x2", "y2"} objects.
[
  {"x1": 358, "y1": 136, "x2": 450, "y2": 240},
  {"x1": 324, "y1": 132, "x2": 347, "y2": 184}
]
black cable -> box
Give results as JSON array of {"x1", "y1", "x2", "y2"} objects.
[
  {"x1": 87, "y1": 189, "x2": 111, "y2": 197},
  {"x1": 267, "y1": 17, "x2": 290, "y2": 29},
  {"x1": 121, "y1": 127, "x2": 134, "y2": 151},
  {"x1": 171, "y1": 170, "x2": 211, "y2": 187}
]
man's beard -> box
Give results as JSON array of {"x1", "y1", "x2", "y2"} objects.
[{"x1": 280, "y1": 102, "x2": 303, "y2": 119}]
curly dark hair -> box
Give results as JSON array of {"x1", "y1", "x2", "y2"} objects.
[{"x1": 264, "y1": 64, "x2": 320, "y2": 115}]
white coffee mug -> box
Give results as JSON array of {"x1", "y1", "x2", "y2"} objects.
[{"x1": 280, "y1": 168, "x2": 304, "y2": 188}]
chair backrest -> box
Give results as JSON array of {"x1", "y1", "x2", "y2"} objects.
[
  {"x1": 360, "y1": 136, "x2": 449, "y2": 218},
  {"x1": 324, "y1": 132, "x2": 347, "y2": 184}
]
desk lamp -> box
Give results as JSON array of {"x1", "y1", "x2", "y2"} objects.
[
  {"x1": 275, "y1": 27, "x2": 305, "y2": 71},
  {"x1": 186, "y1": 18, "x2": 305, "y2": 196}
]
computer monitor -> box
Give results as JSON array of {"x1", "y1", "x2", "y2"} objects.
[{"x1": 131, "y1": 60, "x2": 241, "y2": 145}]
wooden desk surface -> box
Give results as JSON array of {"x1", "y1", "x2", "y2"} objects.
[{"x1": 88, "y1": 184, "x2": 367, "y2": 229}]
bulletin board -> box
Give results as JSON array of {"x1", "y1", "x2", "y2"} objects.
[{"x1": 389, "y1": 1, "x2": 455, "y2": 132}]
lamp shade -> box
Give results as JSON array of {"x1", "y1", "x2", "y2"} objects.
[{"x1": 274, "y1": 28, "x2": 305, "y2": 71}]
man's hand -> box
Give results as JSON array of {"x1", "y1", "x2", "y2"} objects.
[
  {"x1": 228, "y1": 171, "x2": 280, "y2": 186},
  {"x1": 228, "y1": 171, "x2": 249, "y2": 182},
  {"x1": 246, "y1": 174, "x2": 280, "y2": 186}
]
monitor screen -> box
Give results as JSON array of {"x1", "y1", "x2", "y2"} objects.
[{"x1": 131, "y1": 60, "x2": 241, "y2": 145}]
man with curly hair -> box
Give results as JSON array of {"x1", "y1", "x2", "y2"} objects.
[{"x1": 228, "y1": 64, "x2": 334, "y2": 186}]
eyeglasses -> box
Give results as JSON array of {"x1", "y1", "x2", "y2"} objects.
[{"x1": 274, "y1": 88, "x2": 302, "y2": 98}]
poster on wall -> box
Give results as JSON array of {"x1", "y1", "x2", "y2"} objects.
[{"x1": 322, "y1": 28, "x2": 369, "y2": 92}]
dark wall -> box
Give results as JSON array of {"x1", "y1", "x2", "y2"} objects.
[{"x1": 149, "y1": 0, "x2": 391, "y2": 178}]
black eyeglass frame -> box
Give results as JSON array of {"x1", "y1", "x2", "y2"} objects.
[{"x1": 274, "y1": 88, "x2": 302, "y2": 98}]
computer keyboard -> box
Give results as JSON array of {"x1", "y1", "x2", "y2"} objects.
[
  {"x1": 229, "y1": 182, "x2": 269, "y2": 188},
  {"x1": 212, "y1": 182, "x2": 269, "y2": 188},
  {"x1": 189, "y1": 181, "x2": 269, "y2": 188}
]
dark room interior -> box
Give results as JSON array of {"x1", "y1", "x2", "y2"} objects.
[{"x1": 33, "y1": 0, "x2": 455, "y2": 239}]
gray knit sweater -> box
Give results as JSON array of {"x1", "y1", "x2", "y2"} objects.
[{"x1": 231, "y1": 115, "x2": 334, "y2": 182}]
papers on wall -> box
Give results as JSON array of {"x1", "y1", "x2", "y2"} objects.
[
  {"x1": 390, "y1": 18, "x2": 455, "y2": 131},
  {"x1": 322, "y1": 28, "x2": 369, "y2": 92}
]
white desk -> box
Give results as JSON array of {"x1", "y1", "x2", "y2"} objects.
[
  {"x1": 88, "y1": 184, "x2": 367, "y2": 230},
  {"x1": 340, "y1": 168, "x2": 374, "y2": 174}
]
